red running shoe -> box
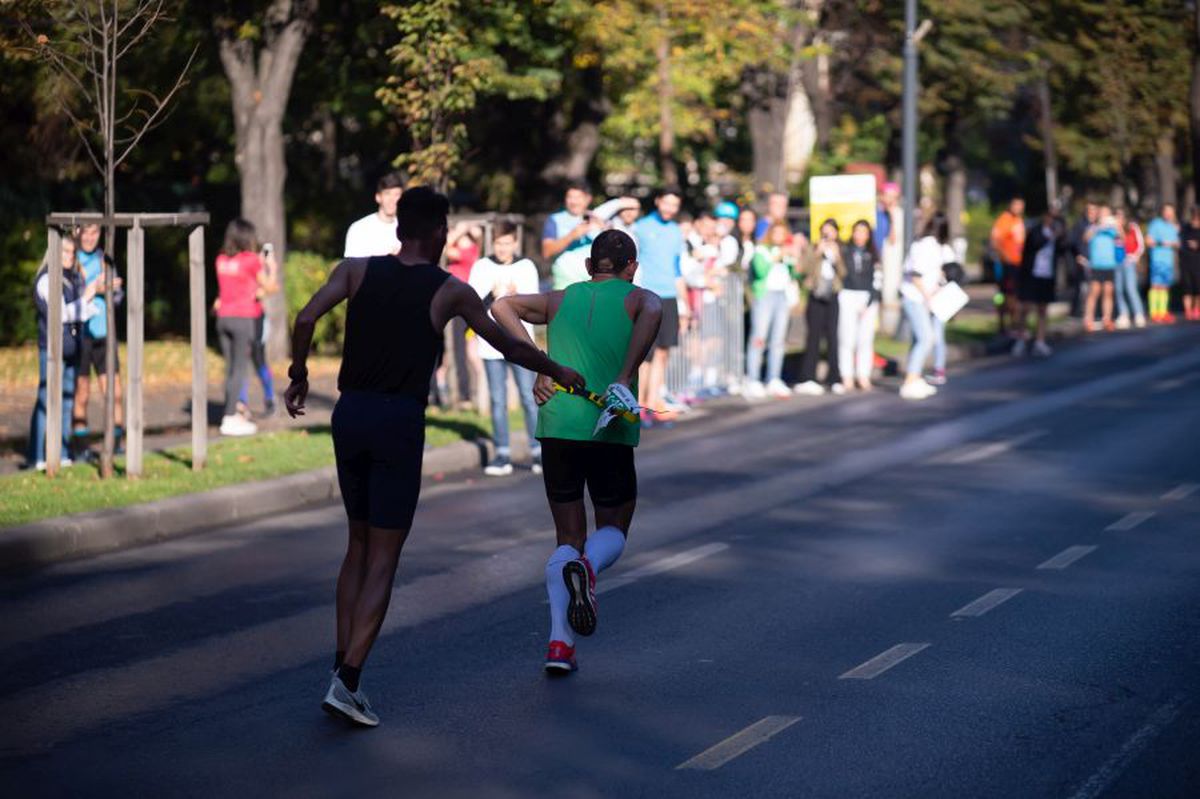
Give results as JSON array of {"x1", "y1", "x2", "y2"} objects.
[
  {"x1": 544, "y1": 640, "x2": 577, "y2": 674},
  {"x1": 1162, "y1": 312, "x2": 1177, "y2": 324},
  {"x1": 563, "y1": 556, "x2": 598, "y2": 637}
]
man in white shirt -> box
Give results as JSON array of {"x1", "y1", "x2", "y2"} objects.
[
  {"x1": 343, "y1": 172, "x2": 404, "y2": 257},
  {"x1": 469, "y1": 222, "x2": 543, "y2": 476}
]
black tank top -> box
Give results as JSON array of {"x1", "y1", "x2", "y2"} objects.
[{"x1": 337, "y1": 257, "x2": 450, "y2": 402}]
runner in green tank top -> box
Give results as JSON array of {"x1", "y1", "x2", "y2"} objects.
[{"x1": 493, "y1": 229, "x2": 663, "y2": 674}]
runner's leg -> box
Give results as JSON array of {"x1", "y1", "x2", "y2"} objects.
[
  {"x1": 341, "y1": 525, "x2": 409, "y2": 672},
  {"x1": 335, "y1": 519, "x2": 369, "y2": 668}
]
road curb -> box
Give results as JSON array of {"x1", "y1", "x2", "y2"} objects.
[{"x1": 0, "y1": 438, "x2": 491, "y2": 575}]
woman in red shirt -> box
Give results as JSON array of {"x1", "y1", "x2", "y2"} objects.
[
  {"x1": 1114, "y1": 208, "x2": 1147, "y2": 329},
  {"x1": 215, "y1": 219, "x2": 273, "y2": 436}
]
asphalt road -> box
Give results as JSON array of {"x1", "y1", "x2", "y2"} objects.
[{"x1": 2, "y1": 325, "x2": 1199, "y2": 799}]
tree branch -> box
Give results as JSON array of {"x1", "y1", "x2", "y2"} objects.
[{"x1": 115, "y1": 43, "x2": 198, "y2": 167}]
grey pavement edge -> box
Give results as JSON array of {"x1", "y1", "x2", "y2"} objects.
[{"x1": 0, "y1": 312, "x2": 1076, "y2": 575}]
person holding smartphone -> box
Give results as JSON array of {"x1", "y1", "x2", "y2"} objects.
[
  {"x1": 237, "y1": 241, "x2": 280, "y2": 417},
  {"x1": 215, "y1": 219, "x2": 274, "y2": 436}
]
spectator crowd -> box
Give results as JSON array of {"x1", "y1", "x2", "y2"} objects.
[{"x1": 26, "y1": 174, "x2": 1198, "y2": 474}]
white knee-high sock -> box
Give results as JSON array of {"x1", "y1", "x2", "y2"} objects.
[
  {"x1": 546, "y1": 544, "x2": 579, "y2": 645},
  {"x1": 585, "y1": 526, "x2": 626, "y2": 573}
]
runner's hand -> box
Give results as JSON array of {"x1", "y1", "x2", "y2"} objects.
[
  {"x1": 554, "y1": 364, "x2": 586, "y2": 394},
  {"x1": 284, "y1": 379, "x2": 309, "y2": 418},
  {"x1": 533, "y1": 374, "x2": 556, "y2": 405}
]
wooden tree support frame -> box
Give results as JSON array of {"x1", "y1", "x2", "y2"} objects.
[{"x1": 43, "y1": 212, "x2": 210, "y2": 478}]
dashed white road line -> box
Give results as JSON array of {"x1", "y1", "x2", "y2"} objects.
[
  {"x1": 938, "y1": 430, "x2": 1049, "y2": 464},
  {"x1": 839, "y1": 643, "x2": 931, "y2": 680},
  {"x1": 1161, "y1": 483, "x2": 1199, "y2": 501},
  {"x1": 599, "y1": 542, "x2": 730, "y2": 595},
  {"x1": 950, "y1": 588, "x2": 1023, "y2": 618},
  {"x1": 1105, "y1": 512, "x2": 1155, "y2": 532},
  {"x1": 675, "y1": 715, "x2": 802, "y2": 771},
  {"x1": 1036, "y1": 545, "x2": 1097, "y2": 570},
  {"x1": 1066, "y1": 694, "x2": 1188, "y2": 799}
]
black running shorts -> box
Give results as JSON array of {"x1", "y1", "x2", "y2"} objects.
[
  {"x1": 332, "y1": 391, "x2": 425, "y2": 530},
  {"x1": 1181, "y1": 260, "x2": 1200, "y2": 295},
  {"x1": 539, "y1": 437, "x2": 637, "y2": 507},
  {"x1": 79, "y1": 334, "x2": 119, "y2": 377},
  {"x1": 652, "y1": 300, "x2": 679, "y2": 351},
  {"x1": 1090, "y1": 269, "x2": 1115, "y2": 284}
]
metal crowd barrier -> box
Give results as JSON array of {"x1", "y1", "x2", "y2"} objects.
[{"x1": 664, "y1": 272, "x2": 746, "y2": 404}]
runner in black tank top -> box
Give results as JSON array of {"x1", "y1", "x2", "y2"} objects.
[{"x1": 283, "y1": 187, "x2": 584, "y2": 728}]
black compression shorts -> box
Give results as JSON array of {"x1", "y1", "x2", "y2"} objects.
[
  {"x1": 79, "y1": 334, "x2": 119, "y2": 377},
  {"x1": 539, "y1": 437, "x2": 637, "y2": 507},
  {"x1": 332, "y1": 390, "x2": 425, "y2": 530}
]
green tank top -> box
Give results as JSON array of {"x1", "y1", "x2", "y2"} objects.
[{"x1": 536, "y1": 279, "x2": 640, "y2": 446}]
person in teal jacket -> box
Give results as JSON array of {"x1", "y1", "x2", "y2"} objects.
[{"x1": 744, "y1": 221, "x2": 798, "y2": 399}]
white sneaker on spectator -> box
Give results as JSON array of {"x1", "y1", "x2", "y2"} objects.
[
  {"x1": 1032, "y1": 340, "x2": 1053, "y2": 358},
  {"x1": 33, "y1": 457, "x2": 72, "y2": 472},
  {"x1": 1010, "y1": 338, "x2": 1027, "y2": 357},
  {"x1": 1133, "y1": 314, "x2": 1147, "y2": 328},
  {"x1": 1114, "y1": 315, "x2": 1131, "y2": 330},
  {"x1": 793, "y1": 380, "x2": 825, "y2": 396},
  {"x1": 900, "y1": 380, "x2": 937, "y2": 400},
  {"x1": 743, "y1": 380, "x2": 766, "y2": 400},
  {"x1": 220, "y1": 414, "x2": 258, "y2": 437},
  {"x1": 829, "y1": 383, "x2": 847, "y2": 396},
  {"x1": 766, "y1": 379, "x2": 791, "y2": 398}
]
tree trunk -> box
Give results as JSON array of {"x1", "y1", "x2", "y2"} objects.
[
  {"x1": 801, "y1": 43, "x2": 832, "y2": 148},
  {"x1": 746, "y1": 68, "x2": 789, "y2": 194},
  {"x1": 1036, "y1": 73, "x2": 1059, "y2": 210},
  {"x1": 655, "y1": 3, "x2": 678, "y2": 187},
  {"x1": 539, "y1": 68, "x2": 608, "y2": 188},
  {"x1": 1155, "y1": 133, "x2": 1177, "y2": 210},
  {"x1": 217, "y1": 0, "x2": 316, "y2": 361}
]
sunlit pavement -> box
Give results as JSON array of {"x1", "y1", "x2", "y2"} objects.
[{"x1": 2, "y1": 325, "x2": 1199, "y2": 798}]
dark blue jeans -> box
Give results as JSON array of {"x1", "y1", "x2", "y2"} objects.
[
  {"x1": 483, "y1": 359, "x2": 539, "y2": 456},
  {"x1": 29, "y1": 346, "x2": 78, "y2": 465}
]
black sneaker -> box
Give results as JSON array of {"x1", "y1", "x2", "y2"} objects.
[
  {"x1": 484, "y1": 455, "x2": 513, "y2": 476},
  {"x1": 263, "y1": 398, "x2": 276, "y2": 417}
]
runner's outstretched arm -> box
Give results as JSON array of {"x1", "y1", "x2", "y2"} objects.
[
  {"x1": 491, "y1": 292, "x2": 556, "y2": 339},
  {"x1": 440, "y1": 280, "x2": 585, "y2": 392},
  {"x1": 284, "y1": 259, "x2": 356, "y2": 416},
  {"x1": 616, "y1": 289, "x2": 663, "y2": 386}
]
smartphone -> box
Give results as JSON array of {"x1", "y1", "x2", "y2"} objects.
[{"x1": 262, "y1": 242, "x2": 274, "y2": 257}]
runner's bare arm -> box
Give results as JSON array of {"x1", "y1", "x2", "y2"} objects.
[
  {"x1": 284, "y1": 259, "x2": 359, "y2": 417},
  {"x1": 492, "y1": 292, "x2": 557, "y2": 331},
  {"x1": 439, "y1": 279, "x2": 585, "y2": 392},
  {"x1": 616, "y1": 289, "x2": 663, "y2": 386}
]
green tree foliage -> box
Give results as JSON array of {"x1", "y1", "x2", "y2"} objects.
[
  {"x1": 587, "y1": 0, "x2": 792, "y2": 179},
  {"x1": 377, "y1": 0, "x2": 571, "y2": 189},
  {"x1": 1034, "y1": 0, "x2": 1190, "y2": 183}
]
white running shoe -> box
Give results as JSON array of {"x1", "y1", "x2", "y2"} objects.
[
  {"x1": 1032, "y1": 340, "x2": 1053, "y2": 358},
  {"x1": 766, "y1": 379, "x2": 791, "y2": 398},
  {"x1": 219, "y1": 414, "x2": 258, "y2": 437},
  {"x1": 900, "y1": 380, "x2": 937, "y2": 400},
  {"x1": 743, "y1": 380, "x2": 766, "y2": 400},
  {"x1": 33, "y1": 457, "x2": 73, "y2": 471},
  {"x1": 829, "y1": 383, "x2": 847, "y2": 396},
  {"x1": 322, "y1": 675, "x2": 379, "y2": 727},
  {"x1": 793, "y1": 380, "x2": 825, "y2": 396},
  {"x1": 1134, "y1": 314, "x2": 1147, "y2": 328},
  {"x1": 1114, "y1": 316, "x2": 1131, "y2": 330},
  {"x1": 1010, "y1": 338, "x2": 1027, "y2": 357}
]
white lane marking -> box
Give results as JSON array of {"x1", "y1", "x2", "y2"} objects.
[
  {"x1": 1066, "y1": 694, "x2": 1188, "y2": 799},
  {"x1": 839, "y1": 643, "x2": 931, "y2": 680},
  {"x1": 598, "y1": 542, "x2": 730, "y2": 595},
  {"x1": 937, "y1": 430, "x2": 1048, "y2": 464},
  {"x1": 1151, "y1": 375, "x2": 1195, "y2": 392},
  {"x1": 950, "y1": 587, "x2": 1023, "y2": 618},
  {"x1": 1105, "y1": 511, "x2": 1155, "y2": 532},
  {"x1": 675, "y1": 715, "x2": 802, "y2": 771},
  {"x1": 1036, "y1": 545, "x2": 1097, "y2": 570},
  {"x1": 455, "y1": 528, "x2": 551, "y2": 553},
  {"x1": 1162, "y1": 483, "x2": 1199, "y2": 501}
]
